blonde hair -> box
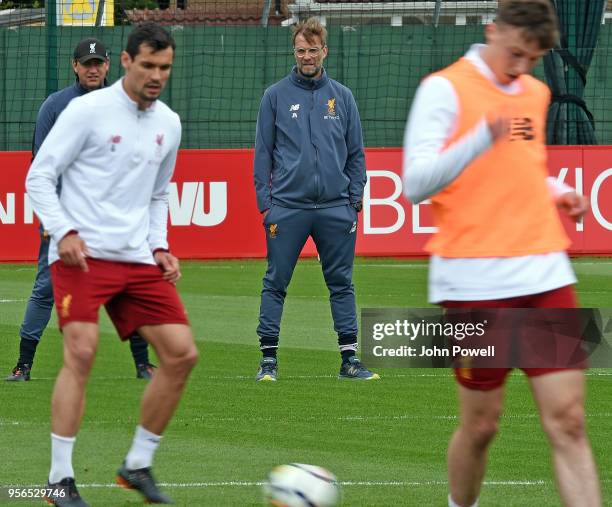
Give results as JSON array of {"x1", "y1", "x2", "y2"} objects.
[{"x1": 292, "y1": 17, "x2": 328, "y2": 47}]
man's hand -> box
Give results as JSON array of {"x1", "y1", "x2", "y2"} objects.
[
  {"x1": 486, "y1": 113, "x2": 511, "y2": 142},
  {"x1": 58, "y1": 233, "x2": 89, "y2": 272},
  {"x1": 154, "y1": 251, "x2": 181, "y2": 284},
  {"x1": 556, "y1": 191, "x2": 589, "y2": 223}
]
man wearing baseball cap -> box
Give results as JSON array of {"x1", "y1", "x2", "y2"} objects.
[
  {"x1": 73, "y1": 37, "x2": 108, "y2": 62},
  {"x1": 67, "y1": 38, "x2": 111, "y2": 103},
  {"x1": 6, "y1": 37, "x2": 157, "y2": 385}
]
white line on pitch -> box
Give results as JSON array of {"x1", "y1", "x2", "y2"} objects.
[
  {"x1": 573, "y1": 261, "x2": 612, "y2": 265},
  {"x1": 14, "y1": 371, "x2": 612, "y2": 382},
  {"x1": 355, "y1": 262, "x2": 427, "y2": 269},
  {"x1": 5, "y1": 412, "x2": 612, "y2": 427},
  {"x1": 2, "y1": 373, "x2": 449, "y2": 381},
  {"x1": 0, "y1": 480, "x2": 550, "y2": 489}
]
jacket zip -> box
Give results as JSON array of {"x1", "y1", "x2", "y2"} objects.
[{"x1": 311, "y1": 89, "x2": 320, "y2": 208}]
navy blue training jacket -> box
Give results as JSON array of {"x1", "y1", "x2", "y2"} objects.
[
  {"x1": 254, "y1": 67, "x2": 367, "y2": 212},
  {"x1": 32, "y1": 82, "x2": 94, "y2": 157}
]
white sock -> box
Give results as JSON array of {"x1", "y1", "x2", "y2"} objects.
[
  {"x1": 125, "y1": 425, "x2": 162, "y2": 470},
  {"x1": 449, "y1": 494, "x2": 479, "y2": 507},
  {"x1": 49, "y1": 433, "x2": 76, "y2": 484}
]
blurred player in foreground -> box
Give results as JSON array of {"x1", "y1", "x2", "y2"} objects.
[
  {"x1": 26, "y1": 23, "x2": 198, "y2": 506},
  {"x1": 402, "y1": 1, "x2": 601, "y2": 506}
]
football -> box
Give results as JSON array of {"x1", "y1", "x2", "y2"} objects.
[{"x1": 263, "y1": 463, "x2": 340, "y2": 507}]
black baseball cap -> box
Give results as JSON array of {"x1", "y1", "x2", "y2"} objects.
[{"x1": 73, "y1": 38, "x2": 108, "y2": 63}]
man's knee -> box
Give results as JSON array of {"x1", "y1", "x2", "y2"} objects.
[
  {"x1": 164, "y1": 348, "x2": 198, "y2": 379},
  {"x1": 182, "y1": 343, "x2": 199, "y2": 371},
  {"x1": 327, "y1": 282, "x2": 354, "y2": 298},
  {"x1": 160, "y1": 332, "x2": 199, "y2": 374},
  {"x1": 542, "y1": 401, "x2": 586, "y2": 446},
  {"x1": 31, "y1": 278, "x2": 54, "y2": 306},
  {"x1": 322, "y1": 266, "x2": 353, "y2": 294},
  {"x1": 63, "y1": 331, "x2": 98, "y2": 375},
  {"x1": 462, "y1": 415, "x2": 500, "y2": 449},
  {"x1": 262, "y1": 277, "x2": 289, "y2": 296}
]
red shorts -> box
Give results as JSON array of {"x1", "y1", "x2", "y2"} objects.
[
  {"x1": 442, "y1": 285, "x2": 582, "y2": 391},
  {"x1": 51, "y1": 258, "x2": 189, "y2": 339}
]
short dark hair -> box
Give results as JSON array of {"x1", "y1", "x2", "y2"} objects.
[
  {"x1": 292, "y1": 17, "x2": 327, "y2": 47},
  {"x1": 496, "y1": 0, "x2": 559, "y2": 49},
  {"x1": 125, "y1": 22, "x2": 176, "y2": 59}
]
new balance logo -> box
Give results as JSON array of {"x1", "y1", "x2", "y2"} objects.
[{"x1": 290, "y1": 104, "x2": 300, "y2": 119}]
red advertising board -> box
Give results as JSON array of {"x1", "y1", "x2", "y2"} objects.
[{"x1": 1, "y1": 147, "x2": 610, "y2": 261}]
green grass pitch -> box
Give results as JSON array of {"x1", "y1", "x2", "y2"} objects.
[{"x1": 0, "y1": 258, "x2": 610, "y2": 506}]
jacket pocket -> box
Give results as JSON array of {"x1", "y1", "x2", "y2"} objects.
[{"x1": 262, "y1": 204, "x2": 275, "y2": 226}]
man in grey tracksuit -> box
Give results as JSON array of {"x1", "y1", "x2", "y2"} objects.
[{"x1": 253, "y1": 17, "x2": 379, "y2": 381}]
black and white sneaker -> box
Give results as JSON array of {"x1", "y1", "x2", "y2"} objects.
[
  {"x1": 45, "y1": 477, "x2": 89, "y2": 507},
  {"x1": 136, "y1": 362, "x2": 157, "y2": 380},
  {"x1": 6, "y1": 363, "x2": 31, "y2": 381},
  {"x1": 256, "y1": 357, "x2": 277, "y2": 382},
  {"x1": 339, "y1": 357, "x2": 380, "y2": 380},
  {"x1": 116, "y1": 463, "x2": 172, "y2": 504}
]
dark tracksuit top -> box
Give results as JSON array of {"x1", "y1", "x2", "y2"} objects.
[
  {"x1": 254, "y1": 68, "x2": 366, "y2": 341},
  {"x1": 254, "y1": 67, "x2": 367, "y2": 212},
  {"x1": 33, "y1": 81, "x2": 94, "y2": 157},
  {"x1": 33, "y1": 81, "x2": 101, "y2": 196}
]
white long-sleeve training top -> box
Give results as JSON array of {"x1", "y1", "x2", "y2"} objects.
[
  {"x1": 26, "y1": 79, "x2": 182, "y2": 266},
  {"x1": 402, "y1": 45, "x2": 576, "y2": 303}
]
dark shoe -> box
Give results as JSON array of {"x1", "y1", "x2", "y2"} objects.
[
  {"x1": 6, "y1": 363, "x2": 31, "y2": 381},
  {"x1": 339, "y1": 357, "x2": 380, "y2": 380},
  {"x1": 255, "y1": 357, "x2": 277, "y2": 382},
  {"x1": 44, "y1": 477, "x2": 90, "y2": 506},
  {"x1": 136, "y1": 363, "x2": 157, "y2": 380},
  {"x1": 116, "y1": 463, "x2": 172, "y2": 504}
]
